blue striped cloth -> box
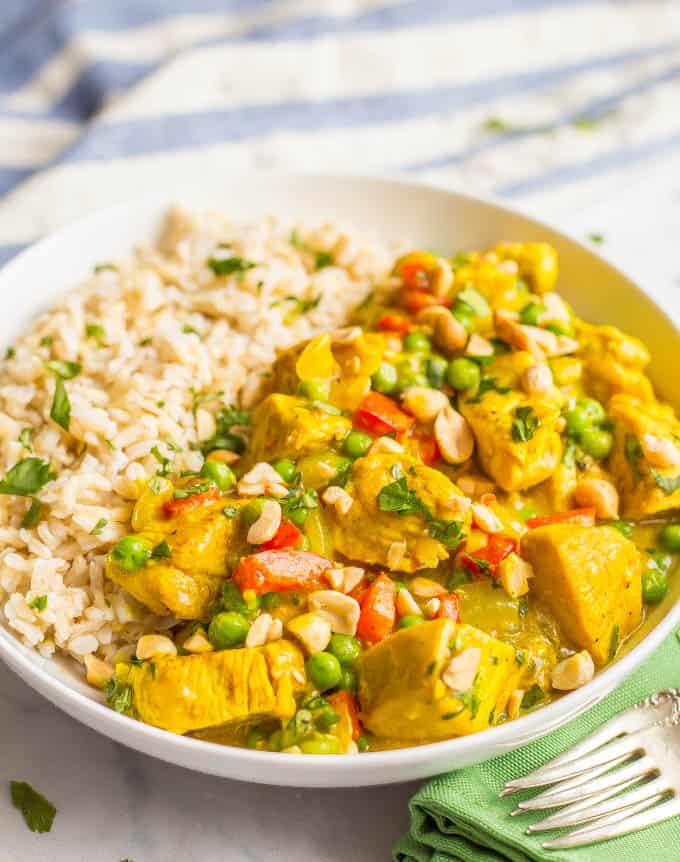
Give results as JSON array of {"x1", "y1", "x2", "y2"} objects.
[{"x1": 1, "y1": 0, "x2": 679, "y2": 269}]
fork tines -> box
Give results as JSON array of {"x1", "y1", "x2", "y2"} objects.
[{"x1": 500, "y1": 688, "x2": 680, "y2": 849}]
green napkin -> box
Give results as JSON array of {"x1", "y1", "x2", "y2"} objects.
[{"x1": 394, "y1": 633, "x2": 680, "y2": 862}]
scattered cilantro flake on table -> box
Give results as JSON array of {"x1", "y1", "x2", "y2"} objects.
[{"x1": 10, "y1": 780, "x2": 57, "y2": 833}]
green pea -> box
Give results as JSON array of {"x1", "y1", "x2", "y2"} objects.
[
  {"x1": 519, "y1": 302, "x2": 545, "y2": 326},
  {"x1": 446, "y1": 357, "x2": 481, "y2": 391},
  {"x1": 306, "y1": 651, "x2": 343, "y2": 690},
  {"x1": 299, "y1": 735, "x2": 340, "y2": 755},
  {"x1": 268, "y1": 729, "x2": 283, "y2": 751},
  {"x1": 287, "y1": 507, "x2": 310, "y2": 527},
  {"x1": 272, "y1": 458, "x2": 296, "y2": 483},
  {"x1": 110, "y1": 535, "x2": 151, "y2": 571},
  {"x1": 642, "y1": 569, "x2": 668, "y2": 604},
  {"x1": 241, "y1": 498, "x2": 265, "y2": 526},
  {"x1": 566, "y1": 398, "x2": 606, "y2": 435},
  {"x1": 356, "y1": 735, "x2": 369, "y2": 753},
  {"x1": 328, "y1": 633, "x2": 361, "y2": 667},
  {"x1": 314, "y1": 705, "x2": 340, "y2": 731},
  {"x1": 298, "y1": 378, "x2": 329, "y2": 401},
  {"x1": 200, "y1": 459, "x2": 236, "y2": 491},
  {"x1": 649, "y1": 550, "x2": 673, "y2": 576},
  {"x1": 579, "y1": 428, "x2": 613, "y2": 460},
  {"x1": 337, "y1": 667, "x2": 357, "y2": 694},
  {"x1": 260, "y1": 591, "x2": 280, "y2": 611},
  {"x1": 245, "y1": 726, "x2": 268, "y2": 749},
  {"x1": 371, "y1": 362, "x2": 398, "y2": 394},
  {"x1": 208, "y1": 611, "x2": 249, "y2": 649},
  {"x1": 426, "y1": 356, "x2": 449, "y2": 389},
  {"x1": 452, "y1": 302, "x2": 474, "y2": 333},
  {"x1": 343, "y1": 430, "x2": 373, "y2": 459},
  {"x1": 403, "y1": 332, "x2": 431, "y2": 354},
  {"x1": 398, "y1": 615, "x2": 425, "y2": 629},
  {"x1": 660, "y1": 524, "x2": 680, "y2": 552},
  {"x1": 396, "y1": 368, "x2": 429, "y2": 392}
]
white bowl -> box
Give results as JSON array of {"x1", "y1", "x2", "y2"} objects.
[{"x1": 1, "y1": 174, "x2": 679, "y2": 788}]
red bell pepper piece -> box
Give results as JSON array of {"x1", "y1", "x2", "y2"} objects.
[
  {"x1": 460, "y1": 535, "x2": 517, "y2": 578},
  {"x1": 232, "y1": 550, "x2": 332, "y2": 594},
  {"x1": 399, "y1": 260, "x2": 431, "y2": 291},
  {"x1": 526, "y1": 507, "x2": 596, "y2": 529},
  {"x1": 377, "y1": 313, "x2": 412, "y2": 334},
  {"x1": 415, "y1": 432, "x2": 441, "y2": 466},
  {"x1": 163, "y1": 487, "x2": 220, "y2": 518},
  {"x1": 354, "y1": 391, "x2": 415, "y2": 437},
  {"x1": 435, "y1": 592, "x2": 461, "y2": 622},
  {"x1": 356, "y1": 573, "x2": 396, "y2": 644},
  {"x1": 401, "y1": 289, "x2": 441, "y2": 313},
  {"x1": 260, "y1": 518, "x2": 303, "y2": 551},
  {"x1": 327, "y1": 690, "x2": 362, "y2": 741}
]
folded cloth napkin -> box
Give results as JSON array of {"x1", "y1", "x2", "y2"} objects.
[{"x1": 394, "y1": 634, "x2": 680, "y2": 862}]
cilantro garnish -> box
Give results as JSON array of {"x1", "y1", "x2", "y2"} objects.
[
  {"x1": 511, "y1": 406, "x2": 539, "y2": 442},
  {"x1": 207, "y1": 256, "x2": 256, "y2": 276},
  {"x1": 283, "y1": 294, "x2": 322, "y2": 325},
  {"x1": 18, "y1": 428, "x2": 34, "y2": 452},
  {"x1": 21, "y1": 497, "x2": 41, "y2": 528},
  {"x1": 10, "y1": 781, "x2": 57, "y2": 833},
  {"x1": 28, "y1": 595, "x2": 47, "y2": 611},
  {"x1": 521, "y1": 684, "x2": 544, "y2": 710},
  {"x1": 0, "y1": 458, "x2": 55, "y2": 496},
  {"x1": 377, "y1": 465, "x2": 431, "y2": 518},
  {"x1": 150, "y1": 445, "x2": 171, "y2": 476},
  {"x1": 90, "y1": 518, "x2": 107, "y2": 536},
  {"x1": 466, "y1": 377, "x2": 510, "y2": 404},
  {"x1": 651, "y1": 469, "x2": 680, "y2": 495},
  {"x1": 608, "y1": 624, "x2": 620, "y2": 661},
  {"x1": 428, "y1": 518, "x2": 464, "y2": 549},
  {"x1": 290, "y1": 229, "x2": 335, "y2": 271},
  {"x1": 104, "y1": 677, "x2": 134, "y2": 714},
  {"x1": 44, "y1": 359, "x2": 81, "y2": 380},
  {"x1": 624, "y1": 434, "x2": 644, "y2": 485},
  {"x1": 151, "y1": 540, "x2": 171, "y2": 559},
  {"x1": 173, "y1": 481, "x2": 214, "y2": 499},
  {"x1": 50, "y1": 376, "x2": 70, "y2": 431}
]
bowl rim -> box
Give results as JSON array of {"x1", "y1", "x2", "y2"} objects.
[{"x1": 1, "y1": 170, "x2": 679, "y2": 784}]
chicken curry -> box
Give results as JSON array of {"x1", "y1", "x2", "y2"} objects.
[{"x1": 100, "y1": 242, "x2": 680, "y2": 755}]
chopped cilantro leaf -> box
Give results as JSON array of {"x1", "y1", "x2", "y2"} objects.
[
  {"x1": 173, "y1": 481, "x2": 214, "y2": 499},
  {"x1": 28, "y1": 594, "x2": 47, "y2": 611},
  {"x1": 150, "y1": 445, "x2": 171, "y2": 476},
  {"x1": 608, "y1": 624, "x2": 620, "y2": 661},
  {"x1": 521, "y1": 684, "x2": 544, "y2": 710},
  {"x1": 222, "y1": 506, "x2": 239, "y2": 518},
  {"x1": 39, "y1": 335, "x2": 53, "y2": 347},
  {"x1": 0, "y1": 458, "x2": 55, "y2": 496},
  {"x1": 511, "y1": 406, "x2": 539, "y2": 442},
  {"x1": 377, "y1": 474, "x2": 431, "y2": 519},
  {"x1": 283, "y1": 294, "x2": 322, "y2": 325},
  {"x1": 651, "y1": 469, "x2": 680, "y2": 495},
  {"x1": 104, "y1": 677, "x2": 134, "y2": 714},
  {"x1": 182, "y1": 324, "x2": 201, "y2": 337},
  {"x1": 18, "y1": 428, "x2": 34, "y2": 452},
  {"x1": 588, "y1": 232, "x2": 605, "y2": 244},
  {"x1": 10, "y1": 781, "x2": 57, "y2": 833},
  {"x1": 21, "y1": 497, "x2": 41, "y2": 528},
  {"x1": 50, "y1": 376, "x2": 70, "y2": 431},
  {"x1": 466, "y1": 377, "x2": 510, "y2": 404},
  {"x1": 151, "y1": 540, "x2": 171, "y2": 559},
  {"x1": 85, "y1": 323, "x2": 105, "y2": 341},
  {"x1": 624, "y1": 434, "x2": 644, "y2": 485},
  {"x1": 44, "y1": 359, "x2": 81, "y2": 379},
  {"x1": 90, "y1": 518, "x2": 107, "y2": 536},
  {"x1": 428, "y1": 519, "x2": 464, "y2": 549},
  {"x1": 5, "y1": 346, "x2": 15, "y2": 360},
  {"x1": 207, "y1": 256, "x2": 256, "y2": 276}
]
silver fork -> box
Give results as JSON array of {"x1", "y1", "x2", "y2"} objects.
[{"x1": 500, "y1": 689, "x2": 680, "y2": 849}]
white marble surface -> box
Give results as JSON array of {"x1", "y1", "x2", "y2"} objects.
[{"x1": 2, "y1": 157, "x2": 680, "y2": 861}]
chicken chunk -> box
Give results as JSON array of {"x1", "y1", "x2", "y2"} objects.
[
  {"x1": 241, "y1": 394, "x2": 352, "y2": 470},
  {"x1": 459, "y1": 353, "x2": 563, "y2": 491},
  {"x1": 608, "y1": 393, "x2": 680, "y2": 517},
  {"x1": 492, "y1": 242, "x2": 558, "y2": 295},
  {"x1": 114, "y1": 639, "x2": 304, "y2": 734},
  {"x1": 106, "y1": 479, "x2": 246, "y2": 618},
  {"x1": 325, "y1": 453, "x2": 471, "y2": 573},
  {"x1": 577, "y1": 321, "x2": 654, "y2": 404},
  {"x1": 522, "y1": 524, "x2": 642, "y2": 665},
  {"x1": 357, "y1": 619, "x2": 522, "y2": 739}
]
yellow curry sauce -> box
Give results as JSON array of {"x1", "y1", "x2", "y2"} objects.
[{"x1": 101, "y1": 242, "x2": 680, "y2": 755}]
